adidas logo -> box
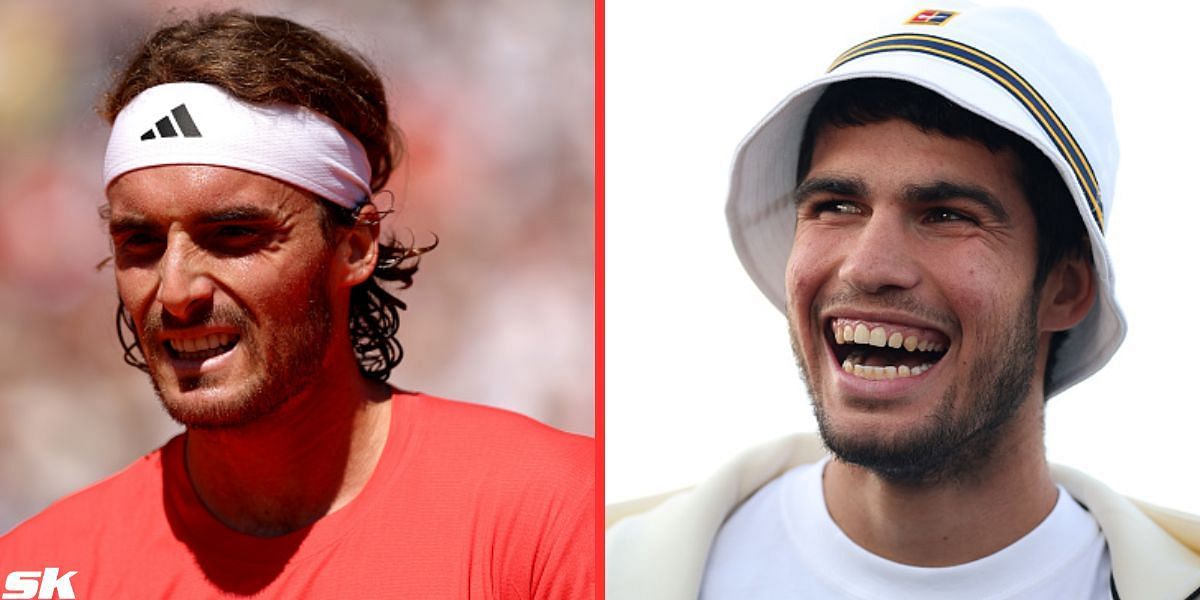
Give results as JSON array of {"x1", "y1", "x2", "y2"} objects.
[{"x1": 140, "y1": 104, "x2": 202, "y2": 140}]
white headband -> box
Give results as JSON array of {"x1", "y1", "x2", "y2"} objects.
[{"x1": 104, "y1": 82, "x2": 372, "y2": 208}]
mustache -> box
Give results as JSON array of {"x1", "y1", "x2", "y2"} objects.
[
  {"x1": 811, "y1": 289, "x2": 958, "y2": 330},
  {"x1": 141, "y1": 304, "x2": 251, "y2": 339}
]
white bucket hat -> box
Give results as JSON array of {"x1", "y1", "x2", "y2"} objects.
[{"x1": 726, "y1": 2, "x2": 1123, "y2": 397}]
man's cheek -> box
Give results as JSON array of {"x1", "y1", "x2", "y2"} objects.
[{"x1": 785, "y1": 260, "x2": 822, "y2": 317}]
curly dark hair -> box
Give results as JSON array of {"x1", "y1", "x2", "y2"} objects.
[{"x1": 103, "y1": 10, "x2": 433, "y2": 380}]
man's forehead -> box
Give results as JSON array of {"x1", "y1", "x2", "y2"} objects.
[
  {"x1": 106, "y1": 164, "x2": 318, "y2": 219},
  {"x1": 807, "y1": 121, "x2": 1022, "y2": 185}
]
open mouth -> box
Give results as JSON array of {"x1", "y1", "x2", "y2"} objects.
[
  {"x1": 165, "y1": 333, "x2": 240, "y2": 362},
  {"x1": 828, "y1": 318, "x2": 949, "y2": 380}
]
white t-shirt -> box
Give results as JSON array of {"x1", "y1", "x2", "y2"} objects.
[{"x1": 700, "y1": 457, "x2": 1112, "y2": 599}]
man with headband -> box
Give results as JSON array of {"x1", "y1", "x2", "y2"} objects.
[
  {"x1": 0, "y1": 11, "x2": 593, "y2": 598},
  {"x1": 608, "y1": 4, "x2": 1199, "y2": 599}
]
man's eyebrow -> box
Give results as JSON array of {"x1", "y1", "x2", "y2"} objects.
[
  {"x1": 197, "y1": 205, "x2": 277, "y2": 223},
  {"x1": 793, "y1": 176, "x2": 867, "y2": 206},
  {"x1": 107, "y1": 213, "x2": 153, "y2": 236},
  {"x1": 107, "y1": 206, "x2": 278, "y2": 235},
  {"x1": 902, "y1": 181, "x2": 1010, "y2": 222}
]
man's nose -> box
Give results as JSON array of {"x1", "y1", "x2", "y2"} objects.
[
  {"x1": 837, "y1": 213, "x2": 921, "y2": 294},
  {"x1": 156, "y1": 233, "x2": 214, "y2": 320}
]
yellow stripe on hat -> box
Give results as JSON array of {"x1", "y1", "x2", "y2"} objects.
[{"x1": 827, "y1": 34, "x2": 1104, "y2": 232}]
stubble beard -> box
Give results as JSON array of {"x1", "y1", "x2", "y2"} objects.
[
  {"x1": 139, "y1": 275, "x2": 334, "y2": 430},
  {"x1": 793, "y1": 295, "x2": 1038, "y2": 485}
]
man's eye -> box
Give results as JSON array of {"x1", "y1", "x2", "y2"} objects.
[
  {"x1": 111, "y1": 233, "x2": 164, "y2": 266},
  {"x1": 206, "y1": 225, "x2": 270, "y2": 255},
  {"x1": 813, "y1": 200, "x2": 861, "y2": 215},
  {"x1": 926, "y1": 207, "x2": 976, "y2": 224},
  {"x1": 118, "y1": 233, "x2": 163, "y2": 251},
  {"x1": 216, "y1": 225, "x2": 258, "y2": 238}
]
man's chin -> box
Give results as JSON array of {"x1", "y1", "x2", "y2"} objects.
[
  {"x1": 811, "y1": 385, "x2": 978, "y2": 485},
  {"x1": 152, "y1": 377, "x2": 282, "y2": 430},
  {"x1": 818, "y1": 418, "x2": 963, "y2": 485},
  {"x1": 813, "y1": 387, "x2": 1023, "y2": 486}
]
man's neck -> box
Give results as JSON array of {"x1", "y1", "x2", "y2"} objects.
[
  {"x1": 183, "y1": 359, "x2": 393, "y2": 537},
  {"x1": 821, "y1": 398, "x2": 1057, "y2": 567}
]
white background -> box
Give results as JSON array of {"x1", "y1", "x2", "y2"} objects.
[{"x1": 606, "y1": 0, "x2": 1200, "y2": 515}]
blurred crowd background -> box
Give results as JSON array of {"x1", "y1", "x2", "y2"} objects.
[{"x1": 0, "y1": 0, "x2": 594, "y2": 532}]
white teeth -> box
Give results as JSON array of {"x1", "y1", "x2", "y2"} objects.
[
  {"x1": 833, "y1": 322, "x2": 944, "y2": 353},
  {"x1": 869, "y1": 327, "x2": 887, "y2": 347},
  {"x1": 168, "y1": 333, "x2": 236, "y2": 358},
  {"x1": 832, "y1": 320, "x2": 949, "y2": 379},
  {"x1": 853, "y1": 324, "x2": 870, "y2": 344},
  {"x1": 839, "y1": 359, "x2": 934, "y2": 380}
]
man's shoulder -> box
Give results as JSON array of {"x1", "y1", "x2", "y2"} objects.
[
  {"x1": 395, "y1": 392, "x2": 593, "y2": 514},
  {"x1": 605, "y1": 433, "x2": 826, "y2": 600},
  {"x1": 1, "y1": 436, "x2": 179, "y2": 564},
  {"x1": 405, "y1": 392, "x2": 593, "y2": 472},
  {"x1": 390, "y1": 393, "x2": 596, "y2": 597},
  {"x1": 607, "y1": 433, "x2": 825, "y2": 529},
  {"x1": 1051, "y1": 462, "x2": 1200, "y2": 548},
  {"x1": 1050, "y1": 462, "x2": 1200, "y2": 597}
]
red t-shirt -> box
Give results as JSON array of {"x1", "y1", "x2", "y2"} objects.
[{"x1": 0, "y1": 392, "x2": 594, "y2": 598}]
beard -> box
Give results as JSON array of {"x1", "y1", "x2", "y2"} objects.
[
  {"x1": 136, "y1": 273, "x2": 334, "y2": 430},
  {"x1": 793, "y1": 293, "x2": 1038, "y2": 485}
]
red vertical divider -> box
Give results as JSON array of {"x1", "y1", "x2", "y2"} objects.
[{"x1": 594, "y1": 0, "x2": 606, "y2": 596}]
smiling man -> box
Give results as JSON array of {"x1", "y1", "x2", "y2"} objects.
[
  {"x1": 0, "y1": 11, "x2": 593, "y2": 598},
  {"x1": 607, "y1": 4, "x2": 1199, "y2": 599}
]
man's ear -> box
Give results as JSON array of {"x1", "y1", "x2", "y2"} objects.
[
  {"x1": 1038, "y1": 254, "x2": 1096, "y2": 333},
  {"x1": 333, "y1": 203, "x2": 381, "y2": 289}
]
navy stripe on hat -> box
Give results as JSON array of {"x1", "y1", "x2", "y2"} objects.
[{"x1": 828, "y1": 34, "x2": 1104, "y2": 232}]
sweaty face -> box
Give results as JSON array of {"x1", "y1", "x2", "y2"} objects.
[
  {"x1": 786, "y1": 119, "x2": 1042, "y2": 483},
  {"x1": 107, "y1": 165, "x2": 337, "y2": 428}
]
